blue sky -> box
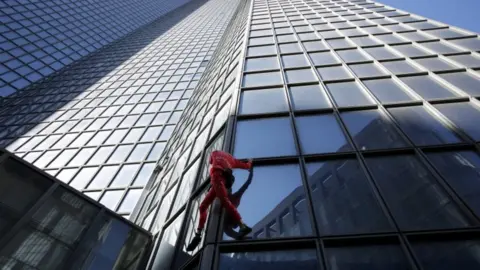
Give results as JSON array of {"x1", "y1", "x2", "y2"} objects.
[{"x1": 378, "y1": 0, "x2": 480, "y2": 34}]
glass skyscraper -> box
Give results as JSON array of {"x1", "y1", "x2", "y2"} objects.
[{"x1": 3, "y1": 0, "x2": 480, "y2": 269}]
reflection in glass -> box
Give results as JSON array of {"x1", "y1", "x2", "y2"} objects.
[
  {"x1": 243, "y1": 72, "x2": 283, "y2": 88},
  {"x1": 240, "y1": 88, "x2": 288, "y2": 115},
  {"x1": 349, "y1": 63, "x2": 387, "y2": 78},
  {"x1": 234, "y1": 117, "x2": 297, "y2": 159},
  {"x1": 306, "y1": 160, "x2": 391, "y2": 235},
  {"x1": 224, "y1": 164, "x2": 313, "y2": 240},
  {"x1": 389, "y1": 106, "x2": 463, "y2": 146},
  {"x1": 245, "y1": 57, "x2": 279, "y2": 71},
  {"x1": 296, "y1": 115, "x2": 352, "y2": 154},
  {"x1": 426, "y1": 151, "x2": 480, "y2": 216},
  {"x1": 326, "y1": 81, "x2": 374, "y2": 107},
  {"x1": 151, "y1": 211, "x2": 185, "y2": 270},
  {"x1": 341, "y1": 110, "x2": 409, "y2": 150},
  {"x1": 438, "y1": 72, "x2": 480, "y2": 96},
  {"x1": 434, "y1": 102, "x2": 480, "y2": 141},
  {"x1": 219, "y1": 249, "x2": 320, "y2": 270},
  {"x1": 400, "y1": 75, "x2": 459, "y2": 100},
  {"x1": 317, "y1": 66, "x2": 353, "y2": 81},
  {"x1": 365, "y1": 155, "x2": 474, "y2": 230},
  {"x1": 326, "y1": 244, "x2": 410, "y2": 270},
  {"x1": 363, "y1": 78, "x2": 414, "y2": 103},
  {"x1": 289, "y1": 85, "x2": 331, "y2": 110},
  {"x1": 285, "y1": 69, "x2": 317, "y2": 84},
  {"x1": 412, "y1": 240, "x2": 480, "y2": 270}
]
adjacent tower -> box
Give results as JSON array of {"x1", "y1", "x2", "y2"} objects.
[{"x1": 132, "y1": 0, "x2": 480, "y2": 269}]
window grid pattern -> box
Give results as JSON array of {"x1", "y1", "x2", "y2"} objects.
[
  {"x1": 0, "y1": 0, "x2": 240, "y2": 218},
  {"x1": 0, "y1": 0, "x2": 195, "y2": 97}
]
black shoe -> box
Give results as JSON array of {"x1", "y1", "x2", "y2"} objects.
[
  {"x1": 186, "y1": 233, "x2": 202, "y2": 251},
  {"x1": 237, "y1": 225, "x2": 252, "y2": 239}
]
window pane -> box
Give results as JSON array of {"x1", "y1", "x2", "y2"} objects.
[
  {"x1": 414, "y1": 57, "x2": 458, "y2": 71},
  {"x1": 110, "y1": 164, "x2": 140, "y2": 187},
  {"x1": 326, "y1": 244, "x2": 410, "y2": 270},
  {"x1": 365, "y1": 155, "x2": 474, "y2": 230},
  {"x1": 279, "y1": 43, "x2": 302, "y2": 53},
  {"x1": 289, "y1": 84, "x2": 331, "y2": 110},
  {"x1": 108, "y1": 145, "x2": 134, "y2": 163},
  {"x1": 70, "y1": 167, "x2": 98, "y2": 190},
  {"x1": 374, "y1": 33, "x2": 405, "y2": 44},
  {"x1": 400, "y1": 75, "x2": 459, "y2": 100},
  {"x1": 350, "y1": 36, "x2": 381, "y2": 47},
  {"x1": 336, "y1": 49, "x2": 369, "y2": 63},
  {"x1": 234, "y1": 117, "x2": 297, "y2": 159},
  {"x1": 247, "y1": 45, "x2": 277, "y2": 57},
  {"x1": 245, "y1": 57, "x2": 279, "y2": 71},
  {"x1": 317, "y1": 66, "x2": 353, "y2": 81},
  {"x1": 309, "y1": 51, "x2": 339, "y2": 66},
  {"x1": 326, "y1": 81, "x2": 374, "y2": 107},
  {"x1": 419, "y1": 41, "x2": 463, "y2": 54},
  {"x1": 363, "y1": 78, "x2": 415, "y2": 103},
  {"x1": 382, "y1": 60, "x2": 422, "y2": 74},
  {"x1": 426, "y1": 151, "x2": 480, "y2": 216},
  {"x1": 296, "y1": 115, "x2": 352, "y2": 154},
  {"x1": 240, "y1": 88, "x2": 288, "y2": 115},
  {"x1": 398, "y1": 31, "x2": 432, "y2": 42},
  {"x1": 243, "y1": 72, "x2": 283, "y2": 87},
  {"x1": 326, "y1": 38, "x2": 354, "y2": 49},
  {"x1": 100, "y1": 190, "x2": 124, "y2": 211},
  {"x1": 282, "y1": 54, "x2": 309, "y2": 68},
  {"x1": 68, "y1": 148, "x2": 95, "y2": 166},
  {"x1": 118, "y1": 189, "x2": 142, "y2": 212},
  {"x1": 224, "y1": 164, "x2": 313, "y2": 240},
  {"x1": 434, "y1": 102, "x2": 480, "y2": 140},
  {"x1": 341, "y1": 110, "x2": 409, "y2": 150},
  {"x1": 303, "y1": 40, "x2": 328, "y2": 52},
  {"x1": 412, "y1": 240, "x2": 480, "y2": 270},
  {"x1": 389, "y1": 106, "x2": 463, "y2": 146},
  {"x1": 127, "y1": 143, "x2": 151, "y2": 162},
  {"x1": 364, "y1": 46, "x2": 398, "y2": 60},
  {"x1": 219, "y1": 249, "x2": 320, "y2": 270},
  {"x1": 425, "y1": 28, "x2": 468, "y2": 39},
  {"x1": 391, "y1": 44, "x2": 430, "y2": 57},
  {"x1": 349, "y1": 63, "x2": 387, "y2": 77},
  {"x1": 285, "y1": 69, "x2": 317, "y2": 83},
  {"x1": 447, "y1": 54, "x2": 480, "y2": 68},
  {"x1": 250, "y1": 36, "x2": 274, "y2": 46},
  {"x1": 450, "y1": 37, "x2": 480, "y2": 51},
  {"x1": 88, "y1": 166, "x2": 118, "y2": 189},
  {"x1": 306, "y1": 159, "x2": 391, "y2": 235},
  {"x1": 438, "y1": 72, "x2": 480, "y2": 96}
]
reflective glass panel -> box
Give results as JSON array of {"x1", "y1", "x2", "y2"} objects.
[
  {"x1": 240, "y1": 88, "x2": 288, "y2": 115},
  {"x1": 326, "y1": 81, "x2": 374, "y2": 107}
]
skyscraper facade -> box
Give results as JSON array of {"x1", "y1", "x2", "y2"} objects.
[
  {"x1": 0, "y1": 0, "x2": 193, "y2": 97},
  {"x1": 0, "y1": 0, "x2": 241, "y2": 219},
  {"x1": 130, "y1": 0, "x2": 480, "y2": 269}
]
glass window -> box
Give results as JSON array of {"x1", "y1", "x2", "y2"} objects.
[
  {"x1": 70, "y1": 167, "x2": 98, "y2": 190},
  {"x1": 141, "y1": 126, "x2": 162, "y2": 141},
  {"x1": 245, "y1": 57, "x2": 279, "y2": 71},
  {"x1": 249, "y1": 36, "x2": 274, "y2": 46},
  {"x1": 250, "y1": 29, "x2": 274, "y2": 37},
  {"x1": 414, "y1": 57, "x2": 458, "y2": 71},
  {"x1": 374, "y1": 33, "x2": 405, "y2": 44},
  {"x1": 309, "y1": 51, "x2": 339, "y2": 66},
  {"x1": 363, "y1": 78, "x2": 415, "y2": 103},
  {"x1": 105, "y1": 129, "x2": 128, "y2": 144},
  {"x1": 285, "y1": 69, "x2": 317, "y2": 83},
  {"x1": 398, "y1": 31, "x2": 432, "y2": 42},
  {"x1": 407, "y1": 21, "x2": 440, "y2": 30},
  {"x1": 118, "y1": 189, "x2": 143, "y2": 212},
  {"x1": 108, "y1": 145, "x2": 134, "y2": 163},
  {"x1": 128, "y1": 143, "x2": 151, "y2": 162},
  {"x1": 389, "y1": 106, "x2": 463, "y2": 146},
  {"x1": 326, "y1": 244, "x2": 410, "y2": 270},
  {"x1": 219, "y1": 249, "x2": 320, "y2": 270},
  {"x1": 34, "y1": 150, "x2": 61, "y2": 168},
  {"x1": 306, "y1": 159, "x2": 391, "y2": 235},
  {"x1": 110, "y1": 164, "x2": 140, "y2": 187},
  {"x1": 341, "y1": 110, "x2": 409, "y2": 150},
  {"x1": 365, "y1": 155, "x2": 475, "y2": 230},
  {"x1": 123, "y1": 128, "x2": 145, "y2": 143},
  {"x1": 382, "y1": 60, "x2": 423, "y2": 74},
  {"x1": 326, "y1": 38, "x2": 354, "y2": 49},
  {"x1": 412, "y1": 240, "x2": 480, "y2": 270},
  {"x1": 243, "y1": 72, "x2": 283, "y2": 87},
  {"x1": 448, "y1": 54, "x2": 480, "y2": 68},
  {"x1": 350, "y1": 36, "x2": 381, "y2": 47},
  {"x1": 438, "y1": 72, "x2": 480, "y2": 96},
  {"x1": 450, "y1": 38, "x2": 480, "y2": 51},
  {"x1": 296, "y1": 115, "x2": 352, "y2": 154},
  {"x1": 419, "y1": 41, "x2": 463, "y2": 54},
  {"x1": 319, "y1": 30, "x2": 342, "y2": 39},
  {"x1": 303, "y1": 41, "x2": 329, "y2": 52},
  {"x1": 100, "y1": 190, "x2": 124, "y2": 211},
  {"x1": 247, "y1": 45, "x2": 277, "y2": 57},
  {"x1": 240, "y1": 88, "x2": 288, "y2": 115},
  {"x1": 68, "y1": 148, "x2": 95, "y2": 166},
  {"x1": 425, "y1": 28, "x2": 468, "y2": 39},
  {"x1": 317, "y1": 66, "x2": 353, "y2": 81},
  {"x1": 279, "y1": 43, "x2": 302, "y2": 53},
  {"x1": 282, "y1": 54, "x2": 310, "y2": 68},
  {"x1": 326, "y1": 81, "x2": 375, "y2": 107},
  {"x1": 277, "y1": 34, "x2": 297, "y2": 43},
  {"x1": 289, "y1": 84, "x2": 331, "y2": 110},
  {"x1": 364, "y1": 46, "x2": 399, "y2": 60},
  {"x1": 391, "y1": 43, "x2": 431, "y2": 57},
  {"x1": 434, "y1": 102, "x2": 480, "y2": 141},
  {"x1": 88, "y1": 166, "x2": 118, "y2": 189},
  {"x1": 336, "y1": 49, "x2": 369, "y2": 63},
  {"x1": 234, "y1": 117, "x2": 297, "y2": 159},
  {"x1": 349, "y1": 63, "x2": 387, "y2": 77},
  {"x1": 400, "y1": 75, "x2": 459, "y2": 100},
  {"x1": 224, "y1": 164, "x2": 313, "y2": 240}
]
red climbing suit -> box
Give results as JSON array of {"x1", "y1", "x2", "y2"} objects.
[{"x1": 197, "y1": 150, "x2": 251, "y2": 231}]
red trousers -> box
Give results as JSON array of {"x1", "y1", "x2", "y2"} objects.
[{"x1": 197, "y1": 168, "x2": 242, "y2": 230}]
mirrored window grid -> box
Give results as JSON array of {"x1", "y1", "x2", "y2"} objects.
[{"x1": 0, "y1": 0, "x2": 241, "y2": 218}]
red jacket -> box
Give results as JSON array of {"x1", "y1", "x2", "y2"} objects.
[{"x1": 209, "y1": 150, "x2": 251, "y2": 171}]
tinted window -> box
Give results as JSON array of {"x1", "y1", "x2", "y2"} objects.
[
  {"x1": 391, "y1": 44, "x2": 430, "y2": 57},
  {"x1": 341, "y1": 110, "x2": 409, "y2": 150},
  {"x1": 240, "y1": 88, "x2": 288, "y2": 115},
  {"x1": 435, "y1": 102, "x2": 480, "y2": 140},
  {"x1": 289, "y1": 84, "x2": 331, "y2": 110},
  {"x1": 243, "y1": 72, "x2": 283, "y2": 88},
  {"x1": 365, "y1": 155, "x2": 474, "y2": 230},
  {"x1": 450, "y1": 38, "x2": 480, "y2": 51},
  {"x1": 412, "y1": 240, "x2": 480, "y2": 270},
  {"x1": 234, "y1": 117, "x2": 297, "y2": 159},
  {"x1": 296, "y1": 115, "x2": 352, "y2": 154},
  {"x1": 363, "y1": 78, "x2": 415, "y2": 103},
  {"x1": 247, "y1": 45, "x2": 277, "y2": 56},
  {"x1": 336, "y1": 49, "x2": 369, "y2": 63},
  {"x1": 364, "y1": 46, "x2": 398, "y2": 60},
  {"x1": 389, "y1": 106, "x2": 463, "y2": 146},
  {"x1": 317, "y1": 66, "x2": 353, "y2": 81},
  {"x1": 400, "y1": 75, "x2": 459, "y2": 100},
  {"x1": 382, "y1": 60, "x2": 422, "y2": 74},
  {"x1": 282, "y1": 54, "x2": 310, "y2": 68},
  {"x1": 245, "y1": 57, "x2": 279, "y2": 71},
  {"x1": 224, "y1": 164, "x2": 313, "y2": 240},
  {"x1": 414, "y1": 57, "x2": 458, "y2": 71},
  {"x1": 326, "y1": 81, "x2": 374, "y2": 107},
  {"x1": 448, "y1": 54, "x2": 480, "y2": 68},
  {"x1": 219, "y1": 249, "x2": 320, "y2": 270},
  {"x1": 420, "y1": 41, "x2": 463, "y2": 54},
  {"x1": 438, "y1": 72, "x2": 480, "y2": 96},
  {"x1": 306, "y1": 159, "x2": 392, "y2": 235},
  {"x1": 349, "y1": 63, "x2": 387, "y2": 77}
]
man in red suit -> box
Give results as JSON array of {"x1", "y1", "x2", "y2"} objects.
[{"x1": 187, "y1": 150, "x2": 253, "y2": 251}]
